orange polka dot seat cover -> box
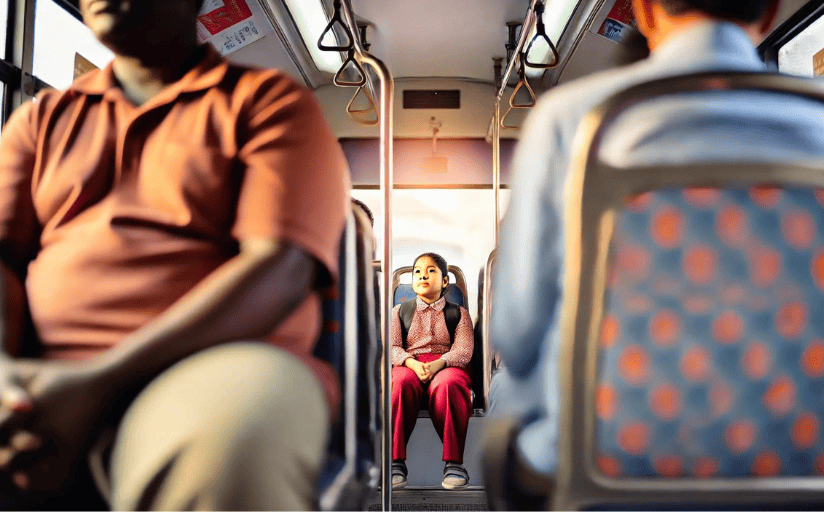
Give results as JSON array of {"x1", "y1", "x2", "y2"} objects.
[{"x1": 596, "y1": 186, "x2": 824, "y2": 478}]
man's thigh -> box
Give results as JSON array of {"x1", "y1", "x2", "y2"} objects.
[{"x1": 108, "y1": 342, "x2": 330, "y2": 511}]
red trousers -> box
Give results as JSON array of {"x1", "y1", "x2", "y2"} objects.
[{"x1": 392, "y1": 353, "x2": 472, "y2": 463}]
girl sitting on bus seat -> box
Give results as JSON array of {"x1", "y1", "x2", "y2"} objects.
[{"x1": 391, "y1": 253, "x2": 475, "y2": 490}]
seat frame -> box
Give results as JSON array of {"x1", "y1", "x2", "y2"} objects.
[
  {"x1": 480, "y1": 249, "x2": 496, "y2": 412},
  {"x1": 318, "y1": 207, "x2": 380, "y2": 510},
  {"x1": 391, "y1": 264, "x2": 469, "y2": 307},
  {"x1": 555, "y1": 72, "x2": 824, "y2": 510}
]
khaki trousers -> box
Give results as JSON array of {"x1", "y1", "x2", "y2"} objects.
[{"x1": 92, "y1": 343, "x2": 329, "y2": 511}]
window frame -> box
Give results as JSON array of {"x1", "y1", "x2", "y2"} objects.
[
  {"x1": 759, "y1": 0, "x2": 824, "y2": 67},
  {"x1": 0, "y1": 0, "x2": 84, "y2": 129},
  {"x1": 50, "y1": 0, "x2": 79, "y2": 20},
  {"x1": 1, "y1": 0, "x2": 19, "y2": 125}
]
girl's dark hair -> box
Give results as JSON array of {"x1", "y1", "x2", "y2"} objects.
[
  {"x1": 413, "y1": 252, "x2": 449, "y2": 296},
  {"x1": 660, "y1": 0, "x2": 771, "y2": 23}
]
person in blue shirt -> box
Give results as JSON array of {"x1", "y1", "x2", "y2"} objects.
[{"x1": 486, "y1": 0, "x2": 824, "y2": 508}]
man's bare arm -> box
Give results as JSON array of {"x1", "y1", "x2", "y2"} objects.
[
  {"x1": 90, "y1": 238, "x2": 319, "y2": 398},
  {"x1": 0, "y1": 239, "x2": 333, "y2": 493}
]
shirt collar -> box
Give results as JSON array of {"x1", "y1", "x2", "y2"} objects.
[
  {"x1": 69, "y1": 45, "x2": 229, "y2": 98},
  {"x1": 416, "y1": 295, "x2": 446, "y2": 311},
  {"x1": 649, "y1": 21, "x2": 765, "y2": 74}
]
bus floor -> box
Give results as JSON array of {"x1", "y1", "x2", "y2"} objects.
[{"x1": 366, "y1": 414, "x2": 490, "y2": 510}]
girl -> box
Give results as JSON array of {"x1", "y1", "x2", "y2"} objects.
[{"x1": 391, "y1": 253, "x2": 474, "y2": 490}]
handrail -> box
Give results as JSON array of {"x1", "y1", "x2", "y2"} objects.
[
  {"x1": 334, "y1": 49, "x2": 367, "y2": 87},
  {"x1": 501, "y1": 54, "x2": 537, "y2": 129},
  {"x1": 336, "y1": 2, "x2": 394, "y2": 511},
  {"x1": 509, "y1": 56, "x2": 537, "y2": 108},
  {"x1": 495, "y1": 0, "x2": 541, "y2": 104},
  {"x1": 317, "y1": 0, "x2": 354, "y2": 51},
  {"x1": 346, "y1": 86, "x2": 379, "y2": 126},
  {"x1": 490, "y1": 0, "x2": 542, "y2": 243},
  {"x1": 524, "y1": 1, "x2": 561, "y2": 69},
  {"x1": 317, "y1": 0, "x2": 380, "y2": 124}
]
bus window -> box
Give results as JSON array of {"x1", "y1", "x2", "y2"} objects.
[
  {"x1": 0, "y1": 0, "x2": 8, "y2": 59},
  {"x1": 351, "y1": 188, "x2": 510, "y2": 319},
  {"x1": 33, "y1": 0, "x2": 113, "y2": 90},
  {"x1": 0, "y1": 0, "x2": 8, "y2": 133},
  {"x1": 778, "y1": 11, "x2": 824, "y2": 76}
]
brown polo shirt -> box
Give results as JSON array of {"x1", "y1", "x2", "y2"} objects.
[{"x1": 0, "y1": 47, "x2": 350, "y2": 410}]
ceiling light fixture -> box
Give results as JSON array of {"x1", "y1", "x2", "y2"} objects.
[
  {"x1": 282, "y1": 0, "x2": 342, "y2": 73},
  {"x1": 524, "y1": 0, "x2": 580, "y2": 75}
]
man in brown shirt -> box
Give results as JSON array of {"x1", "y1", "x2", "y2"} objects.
[{"x1": 0, "y1": 0, "x2": 349, "y2": 509}]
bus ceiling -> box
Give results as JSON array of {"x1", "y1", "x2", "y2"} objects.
[{"x1": 260, "y1": 0, "x2": 601, "y2": 90}]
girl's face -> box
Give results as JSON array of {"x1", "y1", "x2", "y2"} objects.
[{"x1": 412, "y1": 256, "x2": 448, "y2": 303}]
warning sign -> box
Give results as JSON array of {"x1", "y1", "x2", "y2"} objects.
[
  {"x1": 814, "y1": 48, "x2": 824, "y2": 77},
  {"x1": 597, "y1": 0, "x2": 636, "y2": 43},
  {"x1": 197, "y1": 0, "x2": 252, "y2": 36},
  {"x1": 196, "y1": 0, "x2": 273, "y2": 56}
]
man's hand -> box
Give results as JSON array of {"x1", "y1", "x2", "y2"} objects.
[
  {"x1": 0, "y1": 360, "x2": 108, "y2": 493},
  {"x1": 404, "y1": 358, "x2": 431, "y2": 383},
  {"x1": 0, "y1": 357, "x2": 33, "y2": 416},
  {"x1": 422, "y1": 358, "x2": 447, "y2": 377}
]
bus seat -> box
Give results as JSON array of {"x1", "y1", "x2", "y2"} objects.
[
  {"x1": 555, "y1": 72, "x2": 824, "y2": 510},
  {"x1": 391, "y1": 265, "x2": 486, "y2": 414},
  {"x1": 315, "y1": 204, "x2": 380, "y2": 510}
]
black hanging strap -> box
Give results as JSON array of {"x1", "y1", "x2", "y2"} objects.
[
  {"x1": 317, "y1": 0, "x2": 354, "y2": 52},
  {"x1": 524, "y1": 2, "x2": 560, "y2": 69}
]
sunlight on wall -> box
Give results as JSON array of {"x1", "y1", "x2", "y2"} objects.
[{"x1": 352, "y1": 188, "x2": 511, "y2": 320}]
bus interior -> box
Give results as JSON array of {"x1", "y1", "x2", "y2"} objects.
[{"x1": 2, "y1": 0, "x2": 824, "y2": 509}]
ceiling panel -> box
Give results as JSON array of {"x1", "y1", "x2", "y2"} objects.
[{"x1": 352, "y1": 0, "x2": 531, "y2": 82}]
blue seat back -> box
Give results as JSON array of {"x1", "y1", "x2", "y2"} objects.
[
  {"x1": 596, "y1": 186, "x2": 824, "y2": 478},
  {"x1": 393, "y1": 280, "x2": 465, "y2": 308},
  {"x1": 314, "y1": 207, "x2": 379, "y2": 509}
]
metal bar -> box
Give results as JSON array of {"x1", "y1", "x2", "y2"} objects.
[
  {"x1": 488, "y1": 0, "x2": 542, "y2": 239},
  {"x1": 0, "y1": 60, "x2": 21, "y2": 86},
  {"x1": 496, "y1": 0, "x2": 541, "y2": 103},
  {"x1": 338, "y1": 2, "x2": 394, "y2": 510},
  {"x1": 51, "y1": 0, "x2": 82, "y2": 20},
  {"x1": 493, "y1": 101, "x2": 501, "y2": 245},
  {"x1": 486, "y1": 0, "x2": 542, "y2": 141},
  {"x1": 482, "y1": 250, "x2": 496, "y2": 411},
  {"x1": 9, "y1": 0, "x2": 35, "y2": 111}
]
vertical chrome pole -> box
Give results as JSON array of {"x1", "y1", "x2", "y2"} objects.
[
  {"x1": 493, "y1": 100, "x2": 501, "y2": 245},
  {"x1": 338, "y1": 2, "x2": 394, "y2": 510},
  {"x1": 372, "y1": 58, "x2": 393, "y2": 512}
]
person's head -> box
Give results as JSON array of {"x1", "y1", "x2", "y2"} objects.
[
  {"x1": 412, "y1": 253, "x2": 449, "y2": 304},
  {"x1": 78, "y1": 0, "x2": 204, "y2": 59},
  {"x1": 631, "y1": 0, "x2": 780, "y2": 51}
]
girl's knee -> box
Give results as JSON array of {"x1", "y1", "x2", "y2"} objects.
[
  {"x1": 430, "y1": 369, "x2": 471, "y2": 397},
  {"x1": 392, "y1": 366, "x2": 422, "y2": 390},
  {"x1": 432, "y1": 368, "x2": 471, "y2": 386}
]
